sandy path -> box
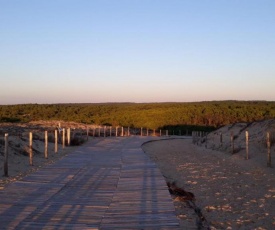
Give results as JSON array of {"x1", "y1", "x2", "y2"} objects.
[{"x1": 142, "y1": 138, "x2": 275, "y2": 230}]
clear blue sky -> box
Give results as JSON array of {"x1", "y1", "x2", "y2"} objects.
[{"x1": 1, "y1": 0, "x2": 275, "y2": 104}]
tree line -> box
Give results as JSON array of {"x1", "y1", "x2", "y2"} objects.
[{"x1": 0, "y1": 101, "x2": 274, "y2": 132}]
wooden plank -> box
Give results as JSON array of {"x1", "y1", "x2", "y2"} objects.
[{"x1": 0, "y1": 137, "x2": 181, "y2": 229}]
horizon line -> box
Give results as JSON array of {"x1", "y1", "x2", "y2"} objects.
[{"x1": 1, "y1": 99, "x2": 274, "y2": 106}]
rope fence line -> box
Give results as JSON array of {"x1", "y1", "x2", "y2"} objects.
[
  {"x1": 2, "y1": 125, "x2": 191, "y2": 177},
  {"x1": 192, "y1": 130, "x2": 274, "y2": 168},
  {"x1": 87, "y1": 126, "x2": 191, "y2": 138},
  {"x1": 1, "y1": 126, "x2": 83, "y2": 177}
]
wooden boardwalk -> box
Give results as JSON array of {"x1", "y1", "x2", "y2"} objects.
[{"x1": 0, "y1": 137, "x2": 181, "y2": 229}]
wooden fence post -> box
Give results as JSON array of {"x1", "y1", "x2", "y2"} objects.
[
  {"x1": 231, "y1": 132, "x2": 234, "y2": 154},
  {"x1": 63, "y1": 128, "x2": 66, "y2": 148},
  {"x1": 86, "y1": 127, "x2": 89, "y2": 140},
  {"x1": 110, "y1": 126, "x2": 112, "y2": 137},
  {"x1": 267, "y1": 132, "x2": 271, "y2": 167},
  {"x1": 45, "y1": 131, "x2": 48, "y2": 159},
  {"x1": 160, "y1": 129, "x2": 162, "y2": 136},
  {"x1": 29, "y1": 132, "x2": 33, "y2": 166},
  {"x1": 104, "y1": 126, "x2": 106, "y2": 137},
  {"x1": 55, "y1": 130, "x2": 58, "y2": 153},
  {"x1": 116, "y1": 127, "x2": 118, "y2": 137},
  {"x1": 128, "y1": 127, "x2": 130, "y2": 136},
  {"x1": 245, "y1": 131, "x2": 249, "y2": 160},
  {"x1": 4, "y1": 133, "x2": 9, "y2": 177},
  {"x1": 98, "y1": 128, "x2": 101, "y2": 137},
  {"x1": 121, "y1": 127, "x2": 124, "y2": 137},
  {"x1": 141, "y1": 127, "x2": 143, "y2": 136},
  {"x1": 166, "y1": 130, "x2": 168, "y2": 136},
  {"x1": 67, "y1": 128, "x2": 71, "y2": 146}
]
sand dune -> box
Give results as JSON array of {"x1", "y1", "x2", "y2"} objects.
[{"x1": 142, "y1": 119, "x2": 275, "y2": 229}]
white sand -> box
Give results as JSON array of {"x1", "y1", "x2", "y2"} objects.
[{"x1": 142, "y1": 138, "x2": 275, "y2": 229}]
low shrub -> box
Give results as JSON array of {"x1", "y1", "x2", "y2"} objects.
[{"x1": 70, "y1": 134, "x2": 86, "y2": 146}]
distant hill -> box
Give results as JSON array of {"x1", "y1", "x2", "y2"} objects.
[{"x1": 0, "y1": 101, "x2": 275, "y2": 131}]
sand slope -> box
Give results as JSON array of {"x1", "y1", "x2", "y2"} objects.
[
  {"x1": 0, "y1": 121, "x2": 84, "y2": 187},
  {"x1": 143, "y1": 120, "x2": 275, "y2": 229}
]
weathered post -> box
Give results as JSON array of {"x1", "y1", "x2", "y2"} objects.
[
  {"x1": 128, "y1": 127, "x2": 130, "y2": 136},
  {"x1": 146, "y1": 128, "x2": 148, "y2": 136},
  {"x1": 29, "y1": 132, "x2": 33, "y2": 166},
  {"x1": 141, "y1": 127, "x2": 143, "y2": 136},
  {"x1": 153, "y1": 129, "x2": 156, "y2": 136},
  {"x1": 166, "y1": 130, "x2": 168, "y2": 136},
  {"x1": 86, "y1": 127, "x2": 89, "y2": 140},
  {"x1": 4, "y1": 133, "x2": 9, "y2": 176},
  {"x1": 116, "y1": 127, "x2": 118, "y2": 137},
  {"x1": 110, "y1": 126, "x2": 112, "y2": 137},
  {"x1": 55, "y1": 129, "x2": 58, "y2": 153},
  {"x1": 160, "y1": 129, "x2": 162, "y2": 136},
  {"x1": 67, "y1": 128, "x2": 71, "y2": 146},
  {"x1": 267, "y1": 132, "x2": 271, "y2": 167},
  {"x1": 121, "y1": 127, "x2": 124, "y2": 137},
  {"x1": 104, "y1": 126, "x2": 106, "y2": 138},
  {"x1": 58, "y1": 123, "x2": 61, "y2": 136},
  {"x1": 220, "y1": 132, "x2": 223, "y2": 147},
  {"x1": 231, "y1": 132, "x2": 234, "y2": 154},
  {"x1": 45, "y1": 131, "x2": 48, "y2": 159},
  {"x1": 63, "y1": 128, "x2": 66, "y2": 148},
  {"x1": 93, "y1": 128, "x2": 95, "y2": 137},
  {"x1": 245, "y1": 131, "x2": 249, "y2": 160},
  {"x1": 98, "y1": 127, "x2": 101, "y2": 137}
]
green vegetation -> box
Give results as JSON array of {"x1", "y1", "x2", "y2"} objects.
[{"x1": 0, "y1": 101, "x2": 275, "y2": 132}]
